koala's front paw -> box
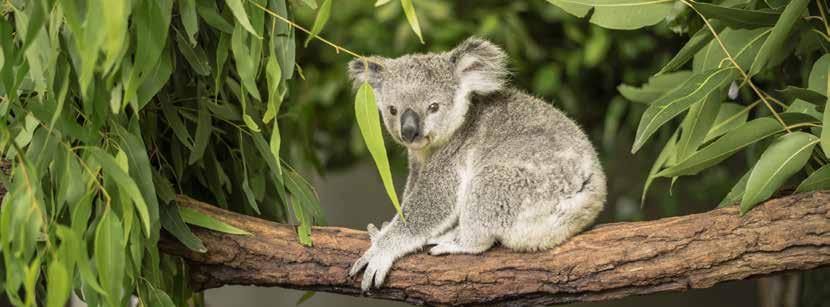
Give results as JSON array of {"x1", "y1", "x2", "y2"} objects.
[{"x1": 349, "y1": 246, "x2": 395, "y2": 291}]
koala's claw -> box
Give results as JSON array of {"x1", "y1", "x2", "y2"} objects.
[
  {"x1": 350, "y1": 247, "x2": 394, "y2": 292},
  {"x1": 367, "y1": 223, "x2": 379, "y2": 240}
]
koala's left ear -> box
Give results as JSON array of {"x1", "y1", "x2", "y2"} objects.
[
  {"x1": 347, "y1": 57, "x2": 385, "y2": 90},
  {"x1": 449, "y1": 37, "x2": 508, "y2": 95}
]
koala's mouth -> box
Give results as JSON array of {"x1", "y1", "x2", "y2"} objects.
[{"x1": 405, "y1": 135, "x2": 431, "y2": 150}]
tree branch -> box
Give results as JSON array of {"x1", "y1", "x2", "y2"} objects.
[{"x1": 159, "y1": 192, "x2": 830, "y2": 306}]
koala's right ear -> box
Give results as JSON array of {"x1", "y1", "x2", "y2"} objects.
[{"x1": 348, "y1": 57, "x2": 385, "y2": 89}]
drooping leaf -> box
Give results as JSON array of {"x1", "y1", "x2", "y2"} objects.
[
  {"x1": 160, "y1": 203, "x2": 207, "y2": 253},
  {"x1": 355, "y1": 82, "x2": 403, "y2": 218},
  {"x1": 400, "y1": 0, "x2": 425, "y2": 43},
  {"x1": 795, "y1": 164, "x2": 830, "y2": 194},
  {"x1": 658, "y1": 22, "x2": 725, "y2": 74},
  {"x1": 196, "y1": 0, "x2": 234, "y2": 33},
  {"x1": 748, "y1": 0, "x2": 809, "y2": 75},
  {"x1": 775, "y1": 86, "x2": 827, "y2": 106},
  {"x1": 658, "y1": 113, "x2": 818, "y2": 177},
  {"x1": 225, "y1": 0, "x2": 262, "y2": 38},
  {"x1": 94, "y1": 208, "x2": 126, "y2": 307},
  {"x1": 641, "y1": 130, "x2": 679, "y2": 205},
  {"x1": 546, "y1": 0, "x2": 674, "y2": 30},
  {"x1": 689, "y1": 2, "x2": 780, "y2": 29},
  {"x1": 718, "y1": 170, "x2": 750, "y2": 208},
  {"x1": 677, "y1": 89, "x2": 724, "y2": 161},
  {"x1": 87, "y1": 148, "x2": 152, "y2": 237},
  {"x1": 741, "y1": 132, "x2": 818, "y2": 213},
  {"x1": 618, "y1": 70, "x2": 692, "y2": 104},
  {"x1": 694, "y1": 27, "x2": 771, "y2": 72},
  {"x1": 632, "y1": 67, "x2": 736, "y2": 153},
  {"x1": 304, "y1": 0, "x2": 332, "y2": 47},
  {"x1": 179, "y1": 0, "x2": 200, "y2": 45},
  {"x1": 46, "y1": 259, "x2": 71, "y2": 307},
  {"x1": 179, "y1": 206, "x2": 252, "y2": 236},
  {"x1": 188, "y1": 102, "x2": 212, "y2": 164},
  {"x1": 704, "y1": 102, "x2": 749, "y2": 142}
]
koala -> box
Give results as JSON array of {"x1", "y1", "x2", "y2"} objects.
[{"x1": 347, "y1": 37, "x2": 606, "y2": 291}]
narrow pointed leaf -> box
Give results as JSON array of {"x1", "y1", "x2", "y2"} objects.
[
  {"x1": 304, "y1": 0, "x2": 332, "y2": 47},
  {"x1": 718, "y1": 170, "x2": 750, "y2": 208},
  {"x1": 179, "y1": 206, "x2": 252, "y2": 235},
  {"x1": 224, "y1": 0, "x2": 261, "y2": 38},
  {"x1": 748, "y1": 0, "x2": 809, "y2": 75},
  {"x1": 618, "y1": 71, "x2": 692, "y2": 104},
  {"x1": 400, "y1": 0, "x2": 424, "y2": 43},
  {"x1": 741, "y1": 132, "x2": 818, "y2": 213},
  {"x1": 689, "y1": 2, "x2": 780, "y2": 29},
  {"x1": 795, "y1": 164, "x2": 830, "y2": 194},
  {"x1": 355, "y1": 82, "x2": 403, "y2": 218},
  {"x1": 87, "y1": 148, "x2": 151, "y2": 237},
  {"x1": 546, "y1": 0, "x2": 674, "y2": 30},
  {"x1": 633, "y1": 67, "x2": 736, "y2": 153}
]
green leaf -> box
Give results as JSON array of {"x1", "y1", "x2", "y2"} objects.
[
  {"x1": 95, "y1": 208, "x2": 126, "y2": 306},
  {"x1": 658, "y1": 22, "x2": 725, "y2": 74},
  {"x1": 175, "y1": 31, "x2": 211, "y2": 76},
  {"x1": 775, "y1": 86, "x2": 827, "y2": 106},
  {"x1": 139, "y1": 280, "x2": 176, "y2": 307},
  {"x1": 546, "y1": 0, "x2": 674, "y2": 30},
  {"x1": 632, "y1": 67, "x2": 736, "y2": 153},
  {"x1": 46, "y1": 259, "x2": 71, "y2": 307},
  {"x1": 355, "y1": 82, "x2": 403, "y2": 218},
  {"x1": 300, "y1": 0, "x2": 318, "y2": 9},
  {"x1": 748, "y1": 0, "x2": 809, "y2": 75},
  {"x1": 676, "y1": 89, "x2": 723, "y2": 161},
  {"x1": 400, "y1": 0, "x2": 424, "y2": 43},
  {"x1": 179, "y1": 0, "x2": 200, "y2": 45},
  {"x1": 231, "y1": 23, "x2": 263, "y2": 101},
  {"x1": 180, "y1": 206, "x2": 252, "y2": 236},
  {"x1": 263, "y1": 56, "x2": 282, "y2": 124},
  {"x1": 808, "y1": 54, "x2": 830, "y2": 95},
  {"x1": 87, "y1": 148, "x2": 152, "y2": 237},
  {"x1": 704, "y1": 102, "x2": 749, "y2": 142},
  {"x1": 694, "y1": 27, "x2": 771, "y2": 72},
  {"x1": 795, "y1": 164, "x2": 830, "y2": 194},
  {"x1": 375, "y1": 0, "x2": 392, "y2": 6},
  {"x1": 741, "y1": 132, "x2": 818, "y2": 213},
  {"x1": 161, "y1": 99, "x2": 194, "y2": 149},
  {"x1": 225, "y1": 0, "x2": 262, "y2": 38},
  {"x1": 304, "y1": 0, "x2": 331, "y2": 47},
  {"x1": 641, "y1": 130, "x2": 679, "y2": 205},
  {"x1": 188, "y1": 102, "x2": 212, "y2": 164},
  {"x1": 112, "y1": 124, "x2": 160, "y2": 240},
  {"x1": 822, "y1": 82, "x2": 830, "y2": 156},
  {"x1": 618, "y1": 71, "x2": 692, "y2": 104},
  {"x1": 658, "y1": 113, "x2": 818, "y2": 177},
  {"x1": 718, "y1": 170, "x2": 750, "y2": 208},
  {"x1": 270, "y1": 0, "x2": 295, "y2": 81},
  {"x1": 197, "y1": 0, "x2": 234, "y2": 34},
  {"x1": 160, "y1": 203, "x2": 207, "y2": 253},
  {"x1": 689, "y1": 2, "x2": 780, "y2": 29}
]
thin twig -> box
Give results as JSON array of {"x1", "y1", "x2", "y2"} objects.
[
  {"x1": 817, "y1": 0, "x2": 830, "y2": 36},
  {"x1": 682, "y1": 0, "x2": 791, "y2": 132}
]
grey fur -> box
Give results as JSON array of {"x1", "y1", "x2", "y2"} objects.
[{"x1": 348, "y1": 37, "x2": 607, "y2": 291}]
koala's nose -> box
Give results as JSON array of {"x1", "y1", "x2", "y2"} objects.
[{"x1": 400, "y1": 109, "x2": 421, "y2": 143}]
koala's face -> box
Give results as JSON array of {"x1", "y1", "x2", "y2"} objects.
[{"x1": 348, "y1": 38, "x2": 507, "y2": 152}]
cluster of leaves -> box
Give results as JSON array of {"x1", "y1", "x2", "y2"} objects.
[
  {"x1": 0, "y1": 0, "x2": 360, "y2": 305},
  {"x1": 547, "y1": 0, "x2": 830, "y2": 212}
]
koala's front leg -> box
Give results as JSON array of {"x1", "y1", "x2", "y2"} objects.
[{"x1": 349, "y1": 185, "x2": 455, "y2": 291}]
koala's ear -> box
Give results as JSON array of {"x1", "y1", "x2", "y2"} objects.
[
  {"x1": 449, "y1": 37, "x2": 508, "y2": 95},
  {"x1": 348, "y1": 57, "x2": 385, "y2": 89}
]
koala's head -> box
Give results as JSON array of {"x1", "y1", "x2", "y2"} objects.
[{"x1": 348, "y1": 37, "x2": 508, "y2": 151}]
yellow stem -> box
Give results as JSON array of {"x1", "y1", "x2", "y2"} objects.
[
  {"x1": 682, "y1": 0, "x2": 790, "y2": 132},
  {"x1": 817, "y1": 0, "x2": 830, "y2": 36},
  {"x1": 247, "y1": 0, "x2": 366, "y2": 60}
]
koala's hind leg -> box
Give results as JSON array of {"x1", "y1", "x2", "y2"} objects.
[{"x1": 429, "y1": 165, "x2": 521, "y2": 256}]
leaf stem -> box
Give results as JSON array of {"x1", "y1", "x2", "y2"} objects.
[
  {"x1": 817, "y1": 0, "x2": 830, "y2": 36},
  {"x1": 247, "y1": 0, "x2": 368, "y2": 61},
  {"x1": 682, "y1": 0, "x2": 791, "y2": 133}
]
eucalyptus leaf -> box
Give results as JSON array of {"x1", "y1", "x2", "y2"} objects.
[
  {"x1": 795, "y1": 164, "x2": 830, "y2": 194},
  {"x1": 546, "y1": 0, "x2": 673, "y2": 30},
  {"x1": 179, "y1": 206, "x2": 252, "y2": 236},
  {"x1": 400, "y1": 0, "x2": 425, "y2": 43},
  {"x1": 748, "y1": 0, "x2": 809, "y2": 75},
  {"x1": 304, "y1": 0, "x2": 332, "y2": 47},
  {"x1": 355, "y1": 82, "x2": 403, "y2": 218},
  {"x1": 741, "y1": 132, "x2": 818, "y2": 213}
]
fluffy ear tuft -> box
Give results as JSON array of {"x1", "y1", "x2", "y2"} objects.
[
  {"x1": 450, "y1": 37, "x2": 508, "y2": 95},
  {"x1": 347, "y1": 57, "x2": 385, "y2": 89}
]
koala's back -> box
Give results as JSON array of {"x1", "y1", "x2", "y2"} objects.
[{"x1": 464, "y1": 89, "x2": 599, "y2": 173}]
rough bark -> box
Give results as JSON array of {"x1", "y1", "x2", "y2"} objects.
[{"x1": 159, "y1": 191, "x2": 830, "y2": 306}]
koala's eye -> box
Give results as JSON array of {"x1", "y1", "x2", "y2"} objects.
[
  {"x1": 388, "y1": 106, "x2": 398, "y2": 116},
  {"x1": 428, "y1": 103, "x2": 440, "y2": 113}
]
